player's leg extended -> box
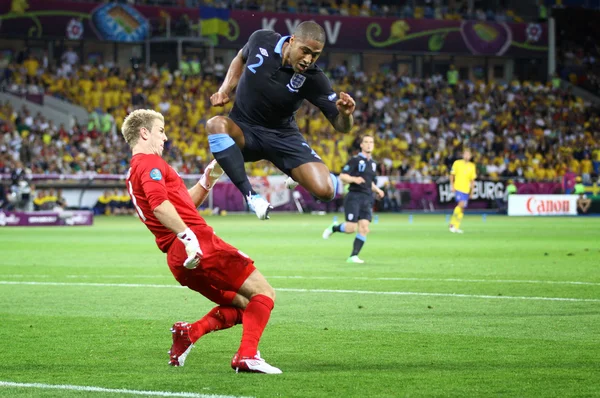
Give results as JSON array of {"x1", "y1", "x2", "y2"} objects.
[
  {"x1": 323, "y1": 220, "x2": 356, "y2": 239},
  {"x1": 188, "y1": 294, "x2": 248, "y2": 342},
  {"x1": 347, "y1": 220, "x2": 369, "y2": 263},
  {"x1": 449, "y1": 201, "x2": 465, "y2": 233},
  {"x1": 324, "y1": 192, "x2": 358, "y2": 239},
  {"x1": 290, "y1": 162, "x2": 337, "y2": 202},
  {"x1": 232, "y1": 269, "x2": 281, "y2": 374},
  {"x1": 206, "y1": 116, "x2": 272, "y2": 220},
  {"x1": 206, "y1": 116, "x2": 252, "y2": 197},
  {"x1": 169, "y1": 285, "x2": 248, "y2": 367}
]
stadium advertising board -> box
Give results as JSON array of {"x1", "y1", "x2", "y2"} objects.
[
  {"x1": 228, "y1": 11, "x2": 547, "y2": 56},
  {"x1": 437, "y1": 179, "x2": 506, "y2": 204},
  {"x1": 0, "y1": 210, "x2": 94, "y2": 226},
  {"x1": 508, "y1": 195, "x2": 578, "y2": 216},
  {"x1": 0, "y1": 1, "x2": 547, "y2": 56}
]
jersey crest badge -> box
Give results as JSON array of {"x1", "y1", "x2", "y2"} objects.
[
  {"x1": 372, "y1": 163, "x2": 377, "y2": 172},
  {"x1": 149, "y1": 168, "x2": 162, "y2": 181},
  {"x1": 259, "y1": 47, "x2": 269, "y2": 57},
  {"x1": 287, "y1": 73, "x2": 306, "y2": 93}
]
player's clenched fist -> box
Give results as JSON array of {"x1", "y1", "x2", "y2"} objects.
[
  {"x1": 336, "y1": 92, "x2": 356, "y2": 116},
  {"x1": 176, "y1": 228, "x2": 203, "y2": 269},
  {"x1": 210, "y1": 91, "x2": 230, "y2": 107}
]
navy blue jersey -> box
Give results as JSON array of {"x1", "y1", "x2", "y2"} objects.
[
  {"x1": 230, "y1": 30, "x2": 340, "y2": 130},
  {"x1": 342, "y1": 154, "x2": 378, "y2": 194}
]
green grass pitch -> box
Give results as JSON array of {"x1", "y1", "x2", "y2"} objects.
[{"x1": 1, "y1": 214, "x2": 599, "y2": 397}]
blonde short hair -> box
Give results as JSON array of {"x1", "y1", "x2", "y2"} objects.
[{"x1": 121, "y1": 109, "x2": 164, "y2": 147}]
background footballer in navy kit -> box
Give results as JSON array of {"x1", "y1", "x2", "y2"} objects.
[
  {"x1": 322, "y1": 136, "x2": 385, "y2": 264},
  {"x1": 342, "y1": 152, "x2": 379, "y2": 223},
  {"x1": 205, "y1": 22, "x2": 356, "y2": 220}
]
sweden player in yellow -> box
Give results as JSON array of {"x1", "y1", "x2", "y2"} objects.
[{"x1": 449, "y1": 148, "x2": 476, "y2": 233}]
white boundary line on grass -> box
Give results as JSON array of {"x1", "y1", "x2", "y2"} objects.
[
  {"x1": 1, "y1": 280, "x2": 598, "y2": 302},
  {"x1": 0, "y1": 381, "x2": 252, "y2": 398},
  {"x1": 1, "y1": 274, "x2": 599, "y2": 286}
]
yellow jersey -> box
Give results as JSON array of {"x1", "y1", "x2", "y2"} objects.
[{"x1": 451, "y1": 159, "x2": 477, "y2": 193}]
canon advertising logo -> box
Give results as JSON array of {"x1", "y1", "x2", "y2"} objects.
[
  {"x1": 525, "y1": 197, "x2": 570, "y2": 215},
  {"x1": 508, "y1": 195, "x2": 577, "y2": 216}
]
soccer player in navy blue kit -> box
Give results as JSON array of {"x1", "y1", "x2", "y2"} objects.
[
  {"x1": 322, "y1": 135, "x2": 384, "y2": 263},
  {"x1": 206, "y1": 21, "x2": 356, "y2": 220}
]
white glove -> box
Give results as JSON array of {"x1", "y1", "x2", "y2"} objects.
[
  {"x1": 177, "y1": 228, "x2": 203, "y2": 269},
  {"x1": 199, "y1": 159, "x2": 224, "y2": 191}
]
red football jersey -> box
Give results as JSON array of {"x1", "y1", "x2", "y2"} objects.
[{"x1": 126, "y1": 153, "x2": 207, "y2": 252}]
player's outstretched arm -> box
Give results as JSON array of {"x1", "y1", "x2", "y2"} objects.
[
  {"x1": 188, "y1": 160, "x2": 224, "y2": 207},
  {"x1": 188, "y1": 184, "x2": 210, "y2": 208},
  {"x1": 211, "y1": 50, "x2": 245, "y2": 107}
]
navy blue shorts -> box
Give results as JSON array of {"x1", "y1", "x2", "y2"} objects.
[
  {"x1": 231, "y1": 118, "x2": 323, "y2": 176},
  {"x1": 344, "y1": 192, "x2": 373, "y2": 222}
]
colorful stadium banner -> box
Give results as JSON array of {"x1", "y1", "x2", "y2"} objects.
[
  {"x1": 0, "y1": 0, "x2": 150, "y2": 42},
  {"x1": 226, "y1": 11, "x2": 548, "y2": 56},
  {"x1": 0, "y1": 0, "x2": 547, "y2": 55}
]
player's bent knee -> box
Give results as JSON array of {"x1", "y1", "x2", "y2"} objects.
[
  {"x1": 206, "y1": 116, "x2": 229, "y2": 135},
  {"x1": 258, "y1": 285, "x2": 276, "y2": 302},
  {"x1": 313, "y1": 186, "x2": 335, "y2": 202},
  {"x1": 231, "y1": 294, "x2": 249, "y2": 309}
]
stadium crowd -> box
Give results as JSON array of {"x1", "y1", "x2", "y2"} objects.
[{"x1": 1, "y1": 55, "x2": 600, "y2": 185}]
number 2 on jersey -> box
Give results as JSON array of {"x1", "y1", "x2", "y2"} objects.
[{"x1": 247, "y1": 54, "x2": 264, "y2": 74}]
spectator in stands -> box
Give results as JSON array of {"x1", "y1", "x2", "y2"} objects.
[
  {"x1": 56, "y1": 189, "x2": 67, "y2": 210},
  {"x1": 33, "y1": 189, "x2": 46, "y2": 211},
  {"x1": 61, "y1": 46, "x2": 79, "y2": 67},
  {"x1": 581, "y1": 153, "x2": 593, "y2": 184},
  {"x1": 93, "y1": 189, "x2": 113, "y2": 215},
  {"x1": 382, "y1": 180, "x2": 400, "y2": 212},
  {"x1": 574, "y1": 177, "x2": 591, "y2": 214}
]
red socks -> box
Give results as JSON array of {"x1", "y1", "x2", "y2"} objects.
[
  {"x1": 189, "y1": 306, "x2": 244, "y2": 343},
  {"x1": 187, "y1": 294, "x2": 275, "y2": 357},
  {"x1": 238, "y1": 294, "x2": 274, "y2": 358}
]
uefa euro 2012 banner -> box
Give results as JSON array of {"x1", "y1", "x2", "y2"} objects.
[
  {"x1": 0, "y1": 210, "x2": 94, "y2": 227},
  {"x1": 0, "y1": 0, "x2": 547, "y2": 56}
]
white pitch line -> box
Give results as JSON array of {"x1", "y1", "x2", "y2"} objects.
[
  {"x1": 277, "y1": 288, "x2": 600, "y2": 302},
  {"x1": 1, "y1": 274, "x2": 599, "y2": 286},
  {"x1": 0, "y1": 280, "x2": 598, "y2": 302},
  {"x1": 266, "y1": 275, "x2": 600, "y2": 287},
  {"x1": 0, "y1": 381, "x2": 252, "y2": 398}
]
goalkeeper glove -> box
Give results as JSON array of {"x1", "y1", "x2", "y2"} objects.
[
  {"x1": 176, "y1": 227, "x2": 203, "y2": 269},
  {"x1": 199, "y1": 159, "x2": 224, "y2": 191}
]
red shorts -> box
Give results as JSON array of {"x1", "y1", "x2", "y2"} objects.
[{"x1": 167, "y1": 224, "x2": 256, "y2": 306}]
